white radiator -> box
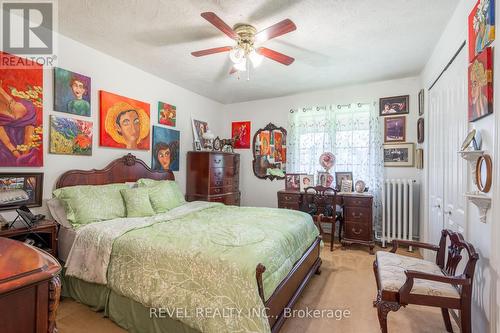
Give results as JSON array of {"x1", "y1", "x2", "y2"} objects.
[{"x1": 381, "y1": 179, "x2": 419, "y2": 250}]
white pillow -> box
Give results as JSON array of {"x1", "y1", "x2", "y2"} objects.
[{"x1": 47, "y1": 198, "x2": 72, "y2": 229}]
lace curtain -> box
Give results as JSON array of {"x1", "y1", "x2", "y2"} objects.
[{"x1": 287, "y1": 103, "x2": 384, "y2": 232}]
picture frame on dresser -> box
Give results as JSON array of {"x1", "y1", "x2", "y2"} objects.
[{"x1": 0, "y1": 173, "x2": 43, "y2": 211}]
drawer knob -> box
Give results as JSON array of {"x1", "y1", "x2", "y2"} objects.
[
  {"x1": 214, "y1": 188, "x2": 221, "y2": 193},
  {"x1": 285, "y1": 196, "x2": 292, "y2": 200},
  {"x1": 352, "y1": 212, "x2": 363, "y2": 218},
  {"x1": 352, "y1": 228, "x2": 362, "y2": 235},
  {"x1": 214, "y1": 159, "x2": 222, "y2": 164}
]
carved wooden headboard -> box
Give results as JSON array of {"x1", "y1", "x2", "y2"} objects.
[{"x1": 55, "y1": 153, "x2": 175, "y2": 189}]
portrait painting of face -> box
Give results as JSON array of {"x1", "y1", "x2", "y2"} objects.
[
  {"x1": 0, "y1": 51, "x2": 43, "y2": 167},
  {"x1": 152, "y1": 126, "x2": 180, "y2": 171},
  {"x1": 50, "y1": 115, "x2": 93, "y2": 156},
  {"x1": 231, "y1": 121, "x2": 251, "y2": 149},
  {"x1": 99, "y1": 91, "x2": 150, "y2": 150},
  {"x1": 158, "y1": 102, "x2": 176, "y2": 127},
  {"x1": 54, "y1": 67, "x2": 91, "y2": 117},
  {"x1": 468, "y1": 47, "x2": 493, "y2": 122},
  {"x1": 468, "y1": 0, "x2": 495, "y2": 61},
  {"x1": 259, "y1": 131, "x2": 271, "y2": 156}
]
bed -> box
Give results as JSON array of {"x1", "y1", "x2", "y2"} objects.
[{"x1": 55, "y1": 154, "x2": 322, "y2": 333}]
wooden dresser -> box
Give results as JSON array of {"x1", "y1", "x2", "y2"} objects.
[
  {"x1": 0, "y1": 237, "x2": 62, "y2": 333},
  {"x1": 277, "y1": 190, "x2": 374, "y2": 253},
  {"x1": 186, "y1": 151, "x2": 241, "y2": 206}
]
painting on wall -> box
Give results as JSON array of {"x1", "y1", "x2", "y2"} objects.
[
  {"x1": 417, "y1": 118, "x2": 424, "y2": 143},
  {"x1": 99, "y1": 90, "x2": 150, "y2": 150},
  {"x1": 54, "y1": 67, "x2": 91, "y2": 117},
  {"x1": 379, "y1": 95, "x2": 409, "y2": 116},
  {"x1": 468, "y1": 47, "x2": 493, "y2": 122},
  {"x1": 231, "y1": 121, "x2": 251, "y2": 149},
  {"x1": 468, "y1": 0, "x2": 495, "y2": 61},
  {"x1": 384, "y1": 116, "x2": 406, "y2": 143},
  {"x1": 0, "y1": 173, "x2": 43, "y2": 211},
  {"x1": 418, "y1": 89, "x2": 424, "y2": 116},
  {"x1": 383, "y1": 143, "x2": 414, "y2": 167},
  {"x1": 192, "y1": 119, "x2": 208, "y2": 148},
  {"x1": 158, "y1": 102, "x2": 176, "y2": 127},
  {"x1": 49, "y1": 115, "x2": 93, "y2": 156},
  {"x1": 0, "y1": 51, "x2": 43, "y2": 167},
  {"x1": 152, "y1": 125, "x2": 179, "y2": 171}
]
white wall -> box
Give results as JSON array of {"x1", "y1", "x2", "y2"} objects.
[
  {"x1": 0, "y1": 33, "x2": 223, "y2": 220},
  {"x1": 221, "y1": 76, "x2": 421, "y2": 208},
  {"x1": 421, "y1": 0, "x2": 499, "y2": 331}
]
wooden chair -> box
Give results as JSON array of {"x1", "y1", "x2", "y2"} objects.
[
  {"x1": 373, "y1": 229, "x2": 479, "y2": 333},
  {"x1": 301, "y1": 186, "x2": 342, "y2": 251}
]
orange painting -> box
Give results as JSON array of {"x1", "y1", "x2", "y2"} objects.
[
  {"x1": 259, "y1": 131, "x2": 270, "y2": 156},
  {"x1": 99, "y1": 90, "x2": 150, "y2": 150}
]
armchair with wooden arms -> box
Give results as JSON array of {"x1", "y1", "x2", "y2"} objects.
[
  {"x1": 372, "y1": 229, "x2": 479, "y2": 333},
  {"x1": 301, "y1": 186, "x2": 343, "y2": 251}
]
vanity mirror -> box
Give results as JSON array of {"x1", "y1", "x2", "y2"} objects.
[
  {"x1": 252, "y1": 123, "x2": 287, "y2": 180},
  {"x1": 476, "y1": 154, "x2": 492, "y2": 193}
]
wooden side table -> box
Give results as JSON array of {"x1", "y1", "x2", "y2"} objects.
[{"x1": 0, "y1": 220, "x2": 58, "y2": 258}]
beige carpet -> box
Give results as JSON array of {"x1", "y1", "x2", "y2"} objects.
[{"x1": 57, "y1": 243, "x2": 459, "y2": 333}]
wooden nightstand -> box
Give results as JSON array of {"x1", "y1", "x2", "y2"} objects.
[{"x1": 0, "y1": 220, "x2": 58, "y2": 258}]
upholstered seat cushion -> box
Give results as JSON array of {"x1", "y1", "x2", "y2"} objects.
[{"x1": 376, "y1": 251, "x2": 460, "y2": 299}]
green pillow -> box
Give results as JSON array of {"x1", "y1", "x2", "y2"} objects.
[
  {"x1": 53, "y1": 183, "x2": 129, "y2": 227},
  {"x1": 120, "y1": 187, "x2": 155, "y2": 217},
  {"x1": 137, "y1": 179, "x2": 185, "y2": 213}
]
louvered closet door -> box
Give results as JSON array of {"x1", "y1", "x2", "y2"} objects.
[{"x1": 428, "y1": 46, "x2": 468, "y2": 245}]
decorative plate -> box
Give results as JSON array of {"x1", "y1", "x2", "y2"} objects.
[
  {"x1": 355, "y1": 180, "x2": 366, "y2": 193},
  {"x1": 461, "y1": 129, "x2": 476, "y2": 151},
  {"x1": 319, "y1": 152, "x2": 336, "y2": 171}
]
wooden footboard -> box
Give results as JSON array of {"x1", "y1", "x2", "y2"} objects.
[{"x1": 256, "y1": 236, "x2": 322, "y2": 333}]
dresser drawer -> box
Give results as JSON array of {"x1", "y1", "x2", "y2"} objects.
[
  {"x1": 278, "y1": 203, "x2": 300, "y2": 210},
  {"x1": 210, "y1": 167, "x2": 237, "y2": 181},
  {"x1": 277, "y1": 192, "x2": 301, "y2": 203},
  {"x1": 209, "y1": 193, "x2": 240, "y2": 206},
  {"x1": 343, "y1": 196, "x2": 372, "y2": 208},
  {"x1": 344, "y1": 206, "x2": 372, "y2": 223},
  {"x1": 208, "y1": 186, "x2": 234, "y2": 195},
  {"x1": 344, "y1": 222, "x2": 372, "y2": 241},
  {"x1": 210, "y1": 176, "x2": 238, "y2": 188},
  {"x1": 210, "y1": 154, "x2": 235, "y2": 168}
]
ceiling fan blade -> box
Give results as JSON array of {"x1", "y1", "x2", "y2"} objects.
[
  {"x1": 201, "y1": 12, "x2": 238, "y2": 40},
  {"x1": 255, "y1": 19, "x2": 297, "y2": 43},
  {"x1": 257, "y1": 47, "x2": 295, "y2": 65},
  {"x1": 191, "y1": 46, "x2": 232, "y2": 57}
]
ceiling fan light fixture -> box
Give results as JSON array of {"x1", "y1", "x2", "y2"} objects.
[
  {"x1": 229, "y1": 47, "x2": 245, "y2": 64},
  {"x1": 249, "y1": 49, "x2": 263, "y2": 67},
  {"x1": 234, "y1": 58, "x2": 247, "y2": 72}
]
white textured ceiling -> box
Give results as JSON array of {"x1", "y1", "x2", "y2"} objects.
[{"x1": 58, "y1": 0, "x2": 458, "y2": 104}]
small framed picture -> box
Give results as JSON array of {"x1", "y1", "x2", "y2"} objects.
[
  {"x1": 417, "y1": 118, "x2": 424, "y2": 143},
  {"x1": 317, "y1": 171, "x2": 334, "y2": 187},
  {"x1": 300, "y1": 174, "x2": 314, "y2": 192},
  {"x1": 341, "y1": 180, "x2": 353, "y2": 193},
  {"x1": 194, "y1": 141, "x2": 202, "y2": 151},
  {"x1": 380, "y1": 95, "x2": 409, "y2": 116},
  {"x1": 335, "y1": 172, "x2": 353, "y2": 191},
  {"x1": 384, "y1": 116, "x2": 406, "y2": 143},
  {"x1": 0, "y1": 173, "x2": 43, "y2": 211},
  {"x1": 416, "y1": 148, "x2": 424, "y2": 169},
  {"x1": 418, "y1": 89, "x2": 424, "y2": 116},
  {"x1": 384, "y1": 143, "x2": 415, "y2": 167},
  {"x1": 285, "y1": 173, "x2": 301, "y2": 191}
]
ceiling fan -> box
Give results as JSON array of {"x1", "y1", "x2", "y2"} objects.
[{"x1": 191, "y1": 12, "x2": 296, "y2": 76}]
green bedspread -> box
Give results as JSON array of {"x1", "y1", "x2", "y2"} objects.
[{"x1": 65, "y1": 202, "x2": 319, "y2": 333}]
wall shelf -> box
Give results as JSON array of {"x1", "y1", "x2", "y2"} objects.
[
  {"x1": 464, "y1": 192, "x2": 491, "y2": 223},
  {"x1": 458, "y1": 150, "x2": 484, "y2": 185}
]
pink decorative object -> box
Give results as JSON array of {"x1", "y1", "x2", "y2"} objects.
[{"x1": 319, "y1": 152, "x2": 335, "y2": 171}]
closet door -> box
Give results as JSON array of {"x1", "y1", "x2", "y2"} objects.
[{"x1": 427, "y1": 46, "x2": 468, "y2": 244}]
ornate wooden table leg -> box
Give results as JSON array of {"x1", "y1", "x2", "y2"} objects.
[{"x1": 48, "y1": 275, "x2": 62, "y2": 333}]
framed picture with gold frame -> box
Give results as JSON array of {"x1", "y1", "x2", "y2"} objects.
[{"x1": 383, "y1": 143, "x2": 415, "y2": 167}]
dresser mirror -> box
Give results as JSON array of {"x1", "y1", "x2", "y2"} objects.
[{"x1": 252, "y1": 123, "x2": 287, "y2": 180}]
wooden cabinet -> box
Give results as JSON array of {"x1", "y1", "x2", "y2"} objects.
[
  {"x1": 277, "y1": 190, "x2": 374, "y2": 253},
  {"x1": 341, "y1": 195, "x2": 374, "y2": 254},
  {"x1": 186, "y1": 151, "x2": 241, "y2": 206},
  {"x1": 0, "y1": 237, "x2": 61, "y2": 333}
]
